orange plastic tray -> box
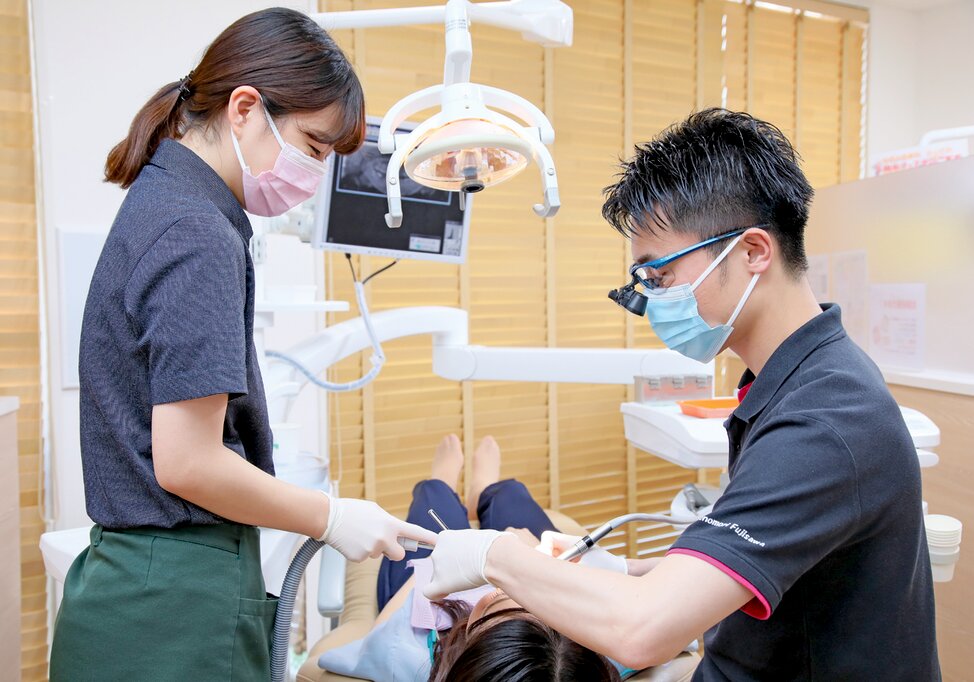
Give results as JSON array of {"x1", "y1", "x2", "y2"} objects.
[{"x1": 678, "y1": 397, "x2": 739, "y2": 419}]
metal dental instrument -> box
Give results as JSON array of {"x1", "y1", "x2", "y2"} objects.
[
  {"x1": 397, "y1": 508, "x2": 451, "y2": 552},
  {"x1": 556, "y1": 512, "x2": 691, "y2": 562},
  {"x1": 428, "y1": 509, "x2": 450, "y2": 531},
  {"x1": 396, "y1": 508, "x2": 452, "y2": 553}
]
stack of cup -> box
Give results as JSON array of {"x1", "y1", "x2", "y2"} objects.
[{"x1": 924, "y1": 514, "x2": 963, "y2": 582}]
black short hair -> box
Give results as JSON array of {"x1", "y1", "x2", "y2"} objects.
[
  {"x1": 601, "y1": 108, "x2": 814, "y2": 275},
  {"x1": 431, "y1": 600, "x2": 620, "y2": 682}
]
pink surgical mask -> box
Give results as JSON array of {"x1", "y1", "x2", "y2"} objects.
[{"x1": 230, "y1": 99, "x2": 327, "y2": 217}]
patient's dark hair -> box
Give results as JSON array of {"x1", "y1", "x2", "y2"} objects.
[
  {"x1": 430, "y1": 600, "x2": 621, "y2": 682},
  {"x1": 601, "y1": 108, "x2": 814, "y2": 276}
]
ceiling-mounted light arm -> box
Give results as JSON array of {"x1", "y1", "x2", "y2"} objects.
[
  {"x1": 464, "y1": 0, "x2": 572, "y2": 47},
  {"x1": 312, "y1": 5, "x2": 445, "y2": 31},
  {"x1": 312, "y1": 0, "x2": 572, "y2": 48},
  {"x1": 444, "y1": 0, "x2": 473, "y2": 87}
]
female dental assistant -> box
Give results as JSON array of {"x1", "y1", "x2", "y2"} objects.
[{"x1": 49, "y1": 9, "x2": 435, "y2": 681}]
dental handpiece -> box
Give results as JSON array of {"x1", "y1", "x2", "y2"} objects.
[
  {"x1": 397, "y1": 537, "x2": 436, "y2": 552},
  {"x1": 394, "y1": 508, "x2": 451, "y2": 553},
  {"x1": 556, "y1": 512, "x2": 689, "y2": 562}
]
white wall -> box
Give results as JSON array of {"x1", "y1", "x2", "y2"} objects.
[
  {"x1": 863, "y1": 0, "x2": 974, "y2": 166},
  {"x1": 863, "y1": 2, "x2": 920, "y2": 160},
  {"x1": 32, "y1": 0, "x2": 324, "y2": 529},
  {"x1": 914, "y1": 1, "x2": 974, "y2": 137}
]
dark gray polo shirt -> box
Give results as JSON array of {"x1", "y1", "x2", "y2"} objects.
[
  {"x1": 669, "y1": 304, "x2": 939, "y2": 681},
  {"x1": 79, "y1": 138, "x2": 273, "y2": 529}
]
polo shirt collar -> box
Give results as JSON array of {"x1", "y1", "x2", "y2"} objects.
[
  {"x1": 733, "y1": 304, "x2": 846, "y2": 423},
  {"x1": 150, "y1": 138, "x2": 252, "y2": 242}
]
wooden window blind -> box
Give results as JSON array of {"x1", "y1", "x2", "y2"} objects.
[
  {"x1": 627, "y1": 0, "x2": 700, "y2": 555},
  {"x1": 1, "y1": 0, "x2": 46, "y2": 679},
  {"x1": 550, "y1": 0, "x2": 629, "y2": 542}
]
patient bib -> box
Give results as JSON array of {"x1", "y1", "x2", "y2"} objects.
[{"x1": 408, "y1": 557, "x2": 496, "y2": 629}]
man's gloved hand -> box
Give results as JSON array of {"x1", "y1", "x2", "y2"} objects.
[
  {"x1": 539, "y1": 531, "x2": 629, "y2": 574},
  {"x1": 422, "y1": 529, "x2": 514, "y2": 599},
  {"x1": 318, "y1": 493, "x2": 437, "y2": 562}
]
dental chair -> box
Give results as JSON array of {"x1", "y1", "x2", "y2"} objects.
[{"x1": 297, "y1": 509, "x2": 700, "y2": 682}]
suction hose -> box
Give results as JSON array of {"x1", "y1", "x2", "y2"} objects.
[{"x1": 270, "y1": 538, "x2": 325, "y2": 682}]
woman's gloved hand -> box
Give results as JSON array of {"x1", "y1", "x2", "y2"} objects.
[
  {"x1": 318, "y1": 492, "x2": 438, "y2": 562},
  {"x1": 422, "y1": 529, "x2": 514, "y2": 599},
  {"x1": 538, "y1": 531, "x2": 629, "y2": 574}
]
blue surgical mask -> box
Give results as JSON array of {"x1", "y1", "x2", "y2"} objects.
[{"x1": 644, "y1": 235, "x2": 759, "y2": 363}]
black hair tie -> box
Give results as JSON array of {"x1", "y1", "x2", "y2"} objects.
[{"x1": 177, "y1": 71, "x2": 194, "y2": 102}]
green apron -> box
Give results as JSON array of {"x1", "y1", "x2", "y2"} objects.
[{"x1": 50, "y1": 523, "x2": 278, "y2": 681}]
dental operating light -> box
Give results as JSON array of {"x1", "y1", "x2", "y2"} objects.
[{"x1": 313, "y1": 0, "x2": 571, "y2": 227}]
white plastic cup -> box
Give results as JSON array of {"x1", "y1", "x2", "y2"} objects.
[
  {"x1": 928, "y1": 545, "x2": 960, "y2": 559},
  {"x1": 929, "y1": 545, "x2": 961, "y2": 582},
  {"x1": 924, "y1": 515, "x2": 962, "y2": 583},
  {"x1": 924, "y1": 514, "x2": 962, "y2": 546},
  {"x1": 931, "y1": 562, "x2": 957, "y2": 582}
]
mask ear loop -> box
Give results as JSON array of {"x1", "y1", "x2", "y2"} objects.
[
  {"x1": 260, "y1": 97, "x2": 288, "y2": 149},
  {"x1": 691, "y1": 235, "x2": 743, "y2": 291},
  {"x1": 230, "y1": 93, "x2": 278, "y2": 172},
  {"x1": 726, "y1": 273, "x2": 760, "y2": 327},
  {"x1": 229, "y1": 123, "x2": 252, "y2": 172}
]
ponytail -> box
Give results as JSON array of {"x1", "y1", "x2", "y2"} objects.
[
  {"x1": 104, "y1": 78, "x2": 189, "y2": 188},
  {"x1": 103, "y1": 7, "x2": 366, "y2": 190}
]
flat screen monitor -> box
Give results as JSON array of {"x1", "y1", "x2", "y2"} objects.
[{"x1": 311, "y1": 116, "x2": 471, "y2": 264}]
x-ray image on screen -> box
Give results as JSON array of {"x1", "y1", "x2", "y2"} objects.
[
  {"x1": 311, "y1": 117, "x2": 471, "y2": 265},
  {"x1": 336, "y1": 136, "x2": 447, "y2": 204}
]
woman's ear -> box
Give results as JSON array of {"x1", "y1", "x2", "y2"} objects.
[
  {"x1": 741, "y1": 227, "x2": 773, "y2": 275},
  {"x1": 226, "y1": 86, "x2": 261, "y2": 138}
]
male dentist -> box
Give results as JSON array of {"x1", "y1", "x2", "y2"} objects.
[{"x1": 423, "y1": 109, "x2": 940, "y2": 681}]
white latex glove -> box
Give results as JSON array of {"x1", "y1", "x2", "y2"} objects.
[
  {"x1": 422, "y1": 529, "x2": 513, "y2": 599},
  {"x1": 318, "y1": 492, "x2": 437, "y2": 562},
  {"x1": 539, "y1": 531, "x2": 629, "y2": 574}
]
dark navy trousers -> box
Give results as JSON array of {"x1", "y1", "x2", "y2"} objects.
[{"x1": 376, "y1": 479, "x2": 557, "y2": 610}]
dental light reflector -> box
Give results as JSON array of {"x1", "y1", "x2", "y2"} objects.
[{"x1": 404, "y1": 120, "x2": 531, "y2": 193}]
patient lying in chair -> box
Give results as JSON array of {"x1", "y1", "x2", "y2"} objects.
[{"x1": 318, "y1": 434, "x2": 628, "y2": 681}]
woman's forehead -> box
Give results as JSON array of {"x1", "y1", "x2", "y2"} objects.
[{"x1": 287, "y1": 104, "x2": 344, "y2": 142}]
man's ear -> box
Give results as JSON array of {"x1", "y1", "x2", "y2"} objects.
[{"x1": 741, "y1": 227, "x2": 773, "y2": 274}]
